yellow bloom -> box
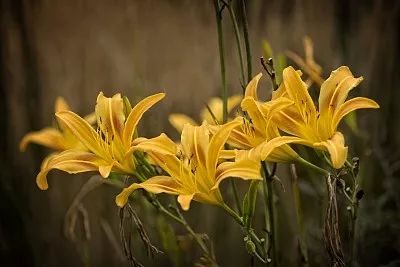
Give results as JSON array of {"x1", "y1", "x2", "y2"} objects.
[
  {"x1": 20, "y1": 97, "x2": 95, "y2": 152},
  {"x1": 215, "y1": 73, "x2": 301, "y2": 163},
  {"x1": 35, "y1": 92, "x2": 165, "y2": 190},
  {"x1": 168, "y1": 95, "x2": 241, "y2": 132},
  {"x1": 116, "y1": 118, "x2": 261, "y2": 210},
  {"x1": 271, "y1": 66, "x2": 379, "y2": 168}
]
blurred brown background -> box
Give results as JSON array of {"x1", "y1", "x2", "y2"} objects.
[{"x1": 1, "y1": 0, "x2": 399, "y2": 266}]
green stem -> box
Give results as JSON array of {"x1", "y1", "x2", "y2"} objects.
[
  {"x1": 214, "y1": 0, "x2": 243, "y2": 217},
  {"x1": 232, "y1": 180, "x2": 243, "y2": 215},
  {"x1": 213, "y1": 0, "x2": 228, "y2": 123},
  {"x1": 297, "y1": 157, "x2": 330, "y2": 176},
  {"x1": 290, "y1": 164, "x2": 309, "y2": 266},
  {"x1": 262, "y1": 161, "x2": 277, "y2": 267},
  {"x1": 219, "y1": 203, "x2": 266, "y2": 262},
  {"x1": 153, "y1": 198, "x2": 216, "y2": 263},
  {"x1": 240, "y1": 0, "x2": 252, "y2": 82},
  {"x1": 226, "y1": 2, "x2": 246, "y2": 86}
]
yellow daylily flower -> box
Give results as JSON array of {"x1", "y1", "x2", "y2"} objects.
[
  {"x1": 168, "y1": 95, "x2": 241, "y2": 132},
  {"x1": 286, "y1": 36, "x2": 324, "y2": 87},
  {"x1": 35, "y1": 92, "x2": 165, "y2": 190},
  {"x1": 214, "y1": 73, "x2": 301, "y2": 163},
  {"x1": 20, "y1": 97, "x2": 95, "y2": 152},
  {"x1": 116, "y1": 118, "x2": 262, "y2": 211},
  {"x1": 271, "y1": 66, "x2": 379, "y2": 168}
]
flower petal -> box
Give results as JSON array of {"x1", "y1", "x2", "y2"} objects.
[
  {"x1": 123, "y1": 93, "x2": 165, "y2": 147},
  {"x1": 282, "y1": 66, "x2": 317, "y2": 122},
  {"x1": 313, "y1": 132, "x2": 348, "y2": 169},
  {"x1": 213, "y1": 159, "x2": 262, "y2": 190},
  {"x1": 177, "y1": 194, "x2": 195, "y2": 211},
  {"x1": 20, "y1": 128, "x2": 65, "y2": 151},
  {"x1": 56, "y1": 111, "x2": 105, "y2": 157},
  {"x1": 332, "y1": 97, "x2": 379, "y2": 130},
  {"x1": 241, "y1": 97, "x2": 267, "y2": 133},
  {"x1": 169, "y1": 113, "x2": 197, "y2": 132},
  {"x1": 206, "y1": 118, "x2": 242, "y2": 179},
  {"x1": 181, "y1": 123, "x2": 209, "y2": 168},
  {"x1": 132, "y1": 133, "x2": 177, "y2": 156},
  {"x1": 95, "y1": 92, "x2": 125, "y2": 138},
  {"x1": 259, "y1": 136, "x2": 311, "y2": 162},
  {"x1": 55, "y1": 97, "x2": 70, "y2": 113},
  {"x1": 245, "y1": 73, "x2": 263, "y2": 100},
  {"x1": 36, "y1": 150, "x2": 105, "y2": 190},
  {"x1": 115, "y1": 176, "x2": 180, "y2": 207}
]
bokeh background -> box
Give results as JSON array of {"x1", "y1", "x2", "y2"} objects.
[{"x1": 1, "y1": 0, "x2": 399, "y2": 266}]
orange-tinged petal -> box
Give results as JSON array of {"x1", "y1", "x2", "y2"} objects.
[
  {"x1": 330, "y1": 76, "x2": 363, "y2": 115},
  {"x1": 181, "y1": 123, "x2": 209, "y2": 167},
  {"x1": 241, "y1": 97, "x2": 267, "y2": 133},
  {"x1": 36, "y1": 150, "x2": 105, "y2": 190},
  {"x1": 213, "y1": 159, "x2": 261, "y2": 190},
  {"x1": 115, "y1": 176, "x2": 180, "y2": 207},
  {"x1": 20, "y1": 128, "x2": 65, "y2": 151},
  {"x1": 95, "y1": 92, "x2": 125, "y2": 138},
  {"x1": 313, "y1": 132, "x2": 348, "y2": 169},
  {"x1": 319, "y1": 66, "x2": 353, "y2": 115},
  {"x1": 99, "y1": 164, "x2": 114, "y2": 178},
  {"x1": 123, "y1": 93, "x2": 165, "y2": 147},
  {"x1": 219, "y1": 150, "x2": 237, "y2": 159},
  {"x1": 55, "y1": 97, "x2": 70, "y2": 113},
  {"x1": 132, "y1": 133, "x2": 177, "y2": 156},
  {"x1": 282, "y1": 66, "x2": 317, "y2": 121},
  {"x1": 177, "y1": 194, "x2": 195, "y2": 211},
  {"x1": 169, "y1": 113, "x2": 197, "y2": 132},
  {"x1": 206, "y1": 118, "x2": 242, "y2": 179},
  {"x1": 56, "y1": 111, "x2": 105, "y2": 157},
  {"x1": 332, "y1": 97, "x2": 379, "y2": 130},
  {"x1": 259, "y1": 136, "x2": 311, "y2": 162},
  {"x1": 245, "y1": 73, "x2": 263, "y2": 99}
]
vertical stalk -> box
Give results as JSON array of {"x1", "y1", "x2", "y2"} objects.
[
  {"x1": 214, "y1": 0, "x2": 228, "y2": 122},
  {"x1": 226, "y1": 3, "x2": 246, "y2": 86},
  {"x1": 262, "y1": 161, "x2": 277, "y2": 267},
  {"x1": 290, "y1": 164, "x2": 309, "y2": 266},
  {"x1": 213, "y1": 0, "x2": 242, "y2": 215},
  {"x1": 240, "y1": 0, "x2": 252, "y2": 82}
]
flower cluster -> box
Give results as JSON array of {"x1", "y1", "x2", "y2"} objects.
[{"x1": 21, "y1": 65, "x2": 378, "y2": 211}]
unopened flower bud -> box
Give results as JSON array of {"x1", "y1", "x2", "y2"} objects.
[{"x1": 244, "y1": 236, "x2": 256, "y2": 255}]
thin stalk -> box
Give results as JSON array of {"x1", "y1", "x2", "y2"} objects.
[
  {"x1": 290, "y1": 164, "x2": 309, "y2": 266},
  {"x1": 240, "y1": 0, "x2": 252, "y2": 82},
  {"x1": 219, "y1": 203, "x2": 266, "y2": 262},
  {"x1": 226, "y1": 2, "x2": 246, "y2": 86},
  {"x1": 297, "y1": 157, "x2": 330, "y2": 176},
  {"x1": 152, "y1": 198, "x2": 216, "y2": 263},
  {"x1": 214, "y1": 0, "x2": 228, "y2": 123},
  {"x1": 347, "y1": 159, "x2": 360, "y2": 266},
  {"x1": 262, "y1": 161, "x2": 277, "y2": 267},
  {"x1": 214, "y1": 0, "x2": 242, "y2": 216}
]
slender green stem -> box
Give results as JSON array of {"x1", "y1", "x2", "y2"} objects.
[
  {"x1": 240, "y1": 0, "x2": 252, "y2": 82},
  {"x1": 290, "y1": 164, "x2": 309, "y2": 266},
  {"x1": 297, "y1": 157, "x2": 330, "y2": 176},
  {"x1": 214, "y1": 0, "x2": 228, "y2": 123},
  {"x1": 214, "y1": 0, "x2": 243, "y2": 216},
  {"x1": 262, "y1": 161, "x2": 277, "y2": 267},
  {"x1": 219, "y1": 203, "x2": 266, "y2": 262},
  {"x1": 232, "y1": 181, "x2": 243, "y2": 215},
  {"x1": 152, "y1": 198, "x2": 216, "y2": 263},
  {"x1": 226, "y1": 2, "x2": 245, "y2": 86}
]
